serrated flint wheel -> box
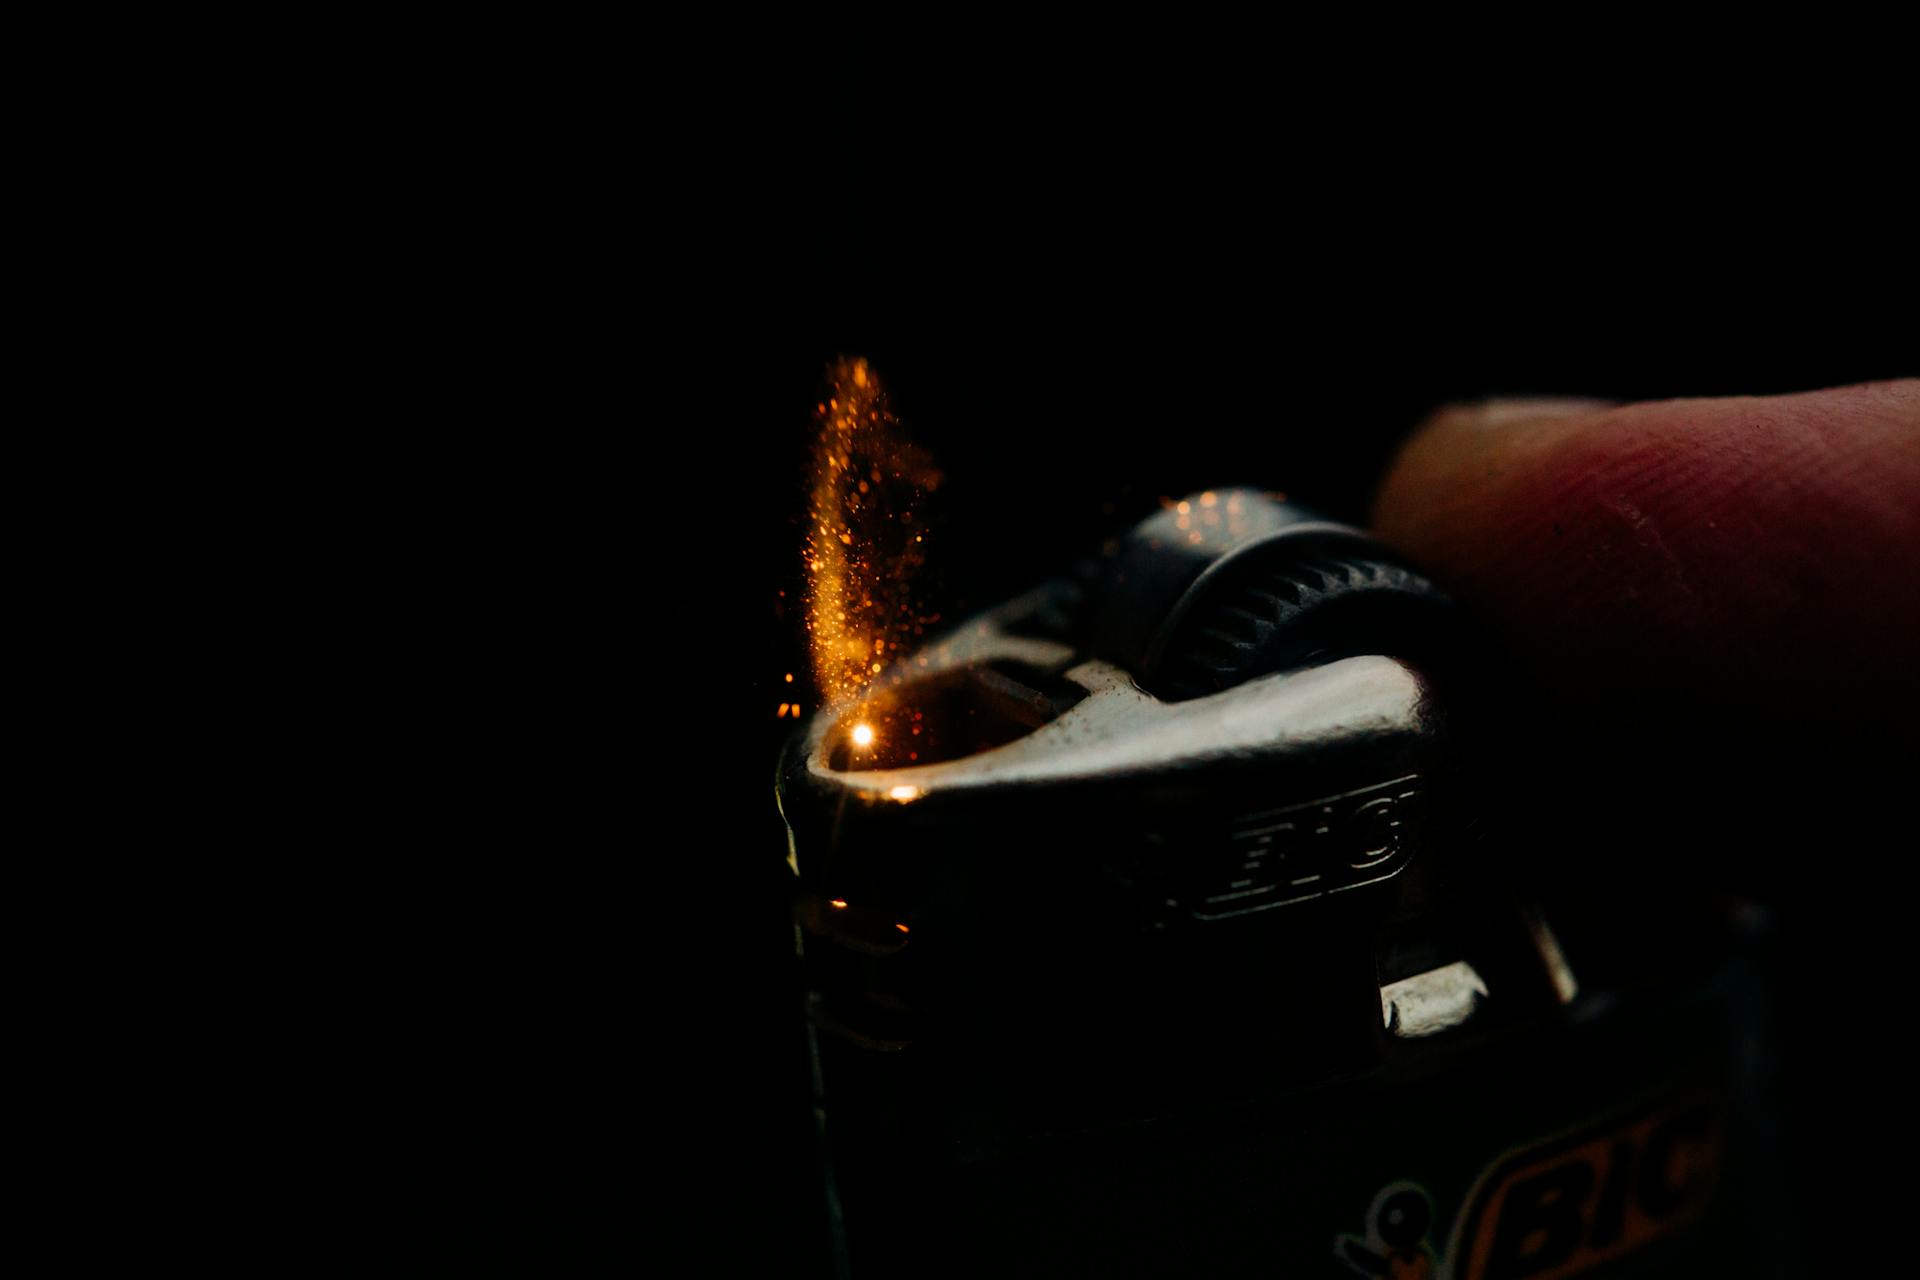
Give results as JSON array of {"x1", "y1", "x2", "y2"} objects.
[
  {"x1": 1085, "y1": 489, "x2": 1453, "y2": 699},
  {"x1": 1153, "y1": 552, "x2": 1450, "y2": 700}
]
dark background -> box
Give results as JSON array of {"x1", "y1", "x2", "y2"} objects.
[{"x1": 288, "y1": 33, "x2": 1912, "y2": 1275}]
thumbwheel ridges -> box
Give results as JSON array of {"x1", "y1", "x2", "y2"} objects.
[{"x1": 1157, "y1": 556, "x2": 1448, "y2": 700}]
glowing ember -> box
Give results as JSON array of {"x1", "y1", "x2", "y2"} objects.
[
  {"x1": 804, "y1": 358, "x2": 939, "y2": 709},
  {"x1": 850, "y1": 723, "x2": 875, "y2": 748}
]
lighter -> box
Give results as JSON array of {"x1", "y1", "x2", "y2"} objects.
[{"x1": 776, "y1": 490, "x2": 1797, "y2": 1278}]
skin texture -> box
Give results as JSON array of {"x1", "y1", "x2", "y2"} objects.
[{"x1": 1370, "y1": 380, "x2": 1919, "y2": 736}]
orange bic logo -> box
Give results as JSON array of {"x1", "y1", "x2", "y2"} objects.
[{"x1": 1455, "y1": 1099, "x2": 1720, "y2": 1280}]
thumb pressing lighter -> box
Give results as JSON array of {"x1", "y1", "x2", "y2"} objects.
[{"x1": 776, "y1": 490, "x2": 1797, "y2": 1279}]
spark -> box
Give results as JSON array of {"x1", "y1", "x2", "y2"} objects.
[
  {"x1": 851, "y1": 723, "x2": 875, "y2": 748},
  {"x1": 802, "y1": 358, "x2": 939, "y2": 710}
]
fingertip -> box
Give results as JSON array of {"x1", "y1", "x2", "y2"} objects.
[
  {"x1": 1371, "y1": 381, "x2": 1920, "y2": 728},
  {"x1": 1434, "y1": 396, "x2": 1619, "y2": 430},
  {"x1": 1371, "y1": 398, "x2": 1633, "y2": 589}
]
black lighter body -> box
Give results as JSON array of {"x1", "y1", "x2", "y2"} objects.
[{"x1": 776, "y1": 491, "x2": 1798, "y2": 1279}]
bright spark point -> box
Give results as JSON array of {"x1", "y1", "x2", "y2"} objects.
[
  {"x1": 829, "y1": 899, "x2": 848, "y2": 909},
  {"x1": 851, "y1": 723, "x2": 875, "y2": 748},
  {"x1": 888, "y1": 785, "x2": 921, "y2": 802}
]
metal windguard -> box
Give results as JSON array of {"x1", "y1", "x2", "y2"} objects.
[{"x1": 774, "y1": 499, "x2": 1513, "y2": 1157}]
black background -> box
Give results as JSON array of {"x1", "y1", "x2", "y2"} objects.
[{"x1": 285, "y1": 32, "x2": 1912, "y2": 1275}]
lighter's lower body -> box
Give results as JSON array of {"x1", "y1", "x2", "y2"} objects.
[{"x1": 810, "y1": 911, "x2": 1801, "y2": 1279}]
